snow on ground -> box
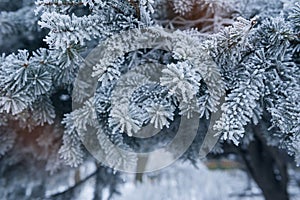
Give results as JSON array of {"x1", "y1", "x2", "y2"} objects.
[
  {"x1": 114, "y1": 161, "x2": 300, "y2": 200},
  {"x1": 115, "y1": 161, "x2": 264, "y2": 200},
  {"x1": 71, "y1": 161, "x2": 300, "y2": 200}
]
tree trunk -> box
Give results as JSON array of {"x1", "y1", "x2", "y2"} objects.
[{"x1": 238, "y1": 123, "x2": 289, "y2": 200}]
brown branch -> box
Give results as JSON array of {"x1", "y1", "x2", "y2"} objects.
[
  {"x1": 37, "y1": 1, "x2": 85, "y2": 6},
  {"x1": 127, "y1": 0, "x2": 140, "y2": 19}
]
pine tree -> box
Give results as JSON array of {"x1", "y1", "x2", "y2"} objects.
[{"x1": 0, "y1": 0, "x2": 299, "y2": 199}]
